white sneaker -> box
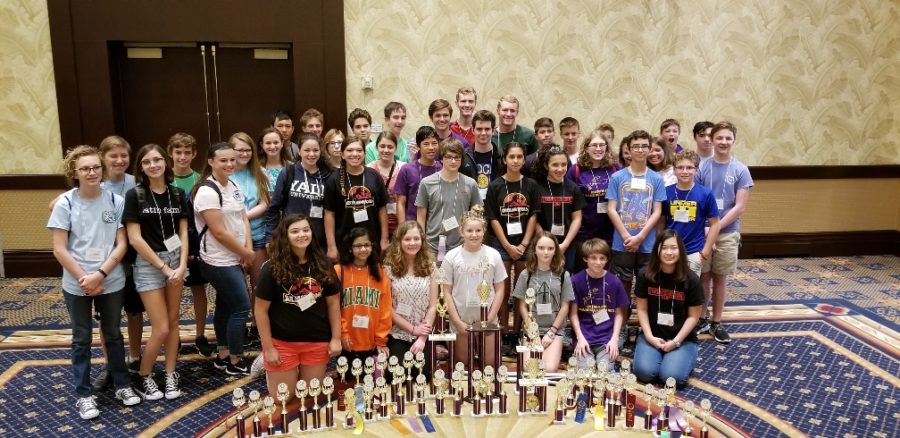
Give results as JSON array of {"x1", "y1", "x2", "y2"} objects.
[
  {"x1": 250, "y1": 355, "x2": 265, "y2": 378},
  {"x1": 115, "y1": 387, "x2": 142, "y2": 406},
  {"x1": 164, "y1": 372, "x2": 182, "y2": 400},
  {"x1": 138, "y1": 375, "x2": 164, "y2": 400},
  {"x1": 76, "y1": 396, "x2": 99, "y2": 420}
]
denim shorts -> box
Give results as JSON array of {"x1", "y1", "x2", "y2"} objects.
[
  {"x1": 490, "y1": 238, "x2": 530, "y2": 262},
  {"x1": 133, "y1": 249, "x2": 182, "y2": 292}
]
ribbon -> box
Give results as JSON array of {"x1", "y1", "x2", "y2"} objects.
[
  {"x1": 407, "y1": 418, "x2": 424, "y2": 433},
  {"x1": 389, "y1": 418, "x2": 413, "y2": 435},
  {"x1": 420, "y1": 415, "x2": 437, "y2": 433},
  {"x1": 352, "y1": 411, "x2": 365, "y2": 435},
  {"x1": 593, "y1": 405, "x2": 605, "y2": 430},
  {"x1": 574, "y1": 391, "x2": 588, "y2": 423}
]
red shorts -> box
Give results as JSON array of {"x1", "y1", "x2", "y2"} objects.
[{"x1": 264, "y1": 339, "x2": 330, "y2": 372}]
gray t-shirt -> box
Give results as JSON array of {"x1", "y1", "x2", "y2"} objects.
[
  {"x1": 414, "y1": 172, "x2": 482, "y2": 253},
  {"x1": 512, "y1": 269, "x2": 575, "y2": 330},
  {"x1": 47, "y1": 188, "x2": 126, "y2": 296}
]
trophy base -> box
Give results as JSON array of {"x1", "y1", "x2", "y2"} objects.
[
  {"x1": 518, "y1": 378, "x2": 550, "y2": 387},
  {"x1": 515, "y1": 345, "x2": 544, "y2": 353},
  {"x1": 428, "y1": 333, "x2": 457, "y2": 342}
]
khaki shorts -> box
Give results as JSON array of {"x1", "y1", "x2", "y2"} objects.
[
  {"x1": 686, "y1": 252, "x2": 702, "y2": 278},
  {"x1": 701, "y1": 232, "x2": 740, "y2": 275}
]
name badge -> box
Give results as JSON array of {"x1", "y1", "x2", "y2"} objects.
[
  {"x1": 536, "y1": 302, "x2": 553, "y2": 315},
  {"x1": 478, "y1": 187, "x2": 487, "y2": 200},
  {"x1": 353, "y1": 209, "x2": 368, "y2": 223},
  {"x1": 396, "y1": 302, "x2": 413, "y2": 316},
  {"x1": 716, "y1": 198, "x2": 725, "y2": 210},
  {"x1": 309, "y1": 205, "x2": 323, "y2": 218},
  {"x1": 298, "y1": 293, "x2": 316, "y2": 311},
  {"x1": 551, "y1": 224, "x2": 565, "y2": 236},
  {"x1": 592, "y1": 309, "x2": 610, "y2": 325},
  {"x1": 673, "y1": 210, "x2": 690, "y2": 223},
  {"x1": 596, "y1": 202, "x2": 608, "y2": 214},
  {"x1": 163, "y1": 234, "x2": 182, "y2": 252},
  {"x1": 352, "y1": 314, "x2": 370, "y2": 329},
  {"x1": 386, "y1": 202, "x2": 397, "y2": 215},
  {"x1": 442, "y1": 216, "x2": 459, "y2": 232},
  {"x1": 85, "y1": 247, "x2": 105, "y2": 262},
  {"x1": 657, "y1": 312, "x2": 675, "y2": 327},
  {"x1": 437, "y1": 235, "x2": 447, "y2": 262},
  {"x1": 506, "y1": 221, "x2": 522, "y2": 236},
  {"x1": 630, "y1": 178, "x2": 646, "y2": 191}
]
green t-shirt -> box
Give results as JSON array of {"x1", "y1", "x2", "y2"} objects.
[
  {"x1": 365, "y1": 137, "x2": 409, "y2": 164},
  {"x1": 495, "y1": 125, "x2": 538, "y2": 155},
  {"x1": 172, "y1": 171, "x2": 200, "y2": 193}
]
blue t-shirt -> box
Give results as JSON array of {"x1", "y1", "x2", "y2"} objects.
[
  {"x1": 47, "y1": 189, "x2": 126, "y2": 296},
  {"x1": 571, "y1": 270, "x2": 629, "y2": 346},
  {"x1": 696, "y1": 158, "x2": 754, "y2": 234},
  {"x1": 232, "y1": 168, "x2": 265, "y2": 242},
  {"x1": 606, "y1": 168, "x2": 667, "y2": 253},
  {"x1": 662, "y1": 184, "x2": 719, "y2": 253}
]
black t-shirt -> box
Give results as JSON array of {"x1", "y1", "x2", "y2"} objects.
[
  {"x1": 484, "y1": 176, "x2": 542, "y2": 246},
  {"x1": 254, "y1": 261, "x2": 340, "y2": 342},
  {"x1": 122, "y1": 185, "x2": 190, "y2": 252},
  {"x1": 634, "y1": 268, "x2": 705, "y2": 342},
  {"x1": 535, "y1": 178, "x2": 586, "y2": 235},
  {"x1": 323, "y1": 167, "x2": 388, "y2": 249}
]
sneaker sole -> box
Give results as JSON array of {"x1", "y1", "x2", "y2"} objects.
[
  {"x1": 79, "y1": 410, "x2": 100, "y2": 420},
  {"x1": 119, "y1": 397, "x2": 142, "y2": 406},
  {"x1": 714, "y1": 337, "x2": 732, "y2": 344},
  {"x1": 213, "y1": 361, "x2": 228, "y2": 370},
  {"x1": 165, "y1": 391, "x2": 182, "y2": 400},
  {"x1": 696, "y1": 326, "x2": 710, "y2": 334},
  {"x1": 137, "y1": 391, "x2": 164, "y2": 401},
  {"x1": 225, "y1": 368, "x2": 249, "y2": 376}
]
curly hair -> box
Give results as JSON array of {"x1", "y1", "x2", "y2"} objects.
[
  {"x1": 268, "y1": 214, "x2": 338, "y2": 286},
  {"x1": 383, "y1": 221, "x2": 435, "y2": 278},
  {"x1": 340, "y1": 227, "x2": 382, "y2": 282},
  {"x1": 62, "y1": 145, "x2": 103, "y2": 187}
]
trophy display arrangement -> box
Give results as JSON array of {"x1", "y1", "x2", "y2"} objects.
[
  {"x1": 516, "y1": 287, "x2": 548, "y2": 415},
  {"x1": 465, "y1": 256, "x2": 502, "y2": 399},
  {"x1": 429, "y1": 262, "x2": 457, "y2": 392}
]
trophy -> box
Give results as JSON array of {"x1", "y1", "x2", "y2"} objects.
[
  {"x1": 663, "y1": 377, "x2": 676, "y2": 431},
  {"x1": 497, "y1": 365, "x2": 509, "y2": 414},
  {"x1": 376, "y1": 376, "x2": 390, "y2": 420},
  {"x1": 700, "y1": 399, "x2": 712, "y2": 438},
  {"x1": 584, "y1": 357, "x2": 596, "y2": 408},
  {"x1": 232, "y1": 388, "x2": 246, "y2": 438},
  {"x1": 433, "y1": 370, "x2": 447, "y2": 415},
  {"x1": 276, "y1": 383, "x2": 289, "y2": 434},
  {"x1": 451, "y1": 368, "x2": 464, "y2": 417},
  {"x1": 362, "y1": 375, "x2": 375, "y2": 421},
  {"x1": 336, "y1": 356, "x2": 349, "y2": 410},
  {"x1": 554, "y1": 379, "x2": 569, "y2": 424},
  {"x1": 476, "y1": 256, "x2": 491, "y2": 326},
  {"x1": 614, "y1": 375, "x2": 625, "y2": 429},
  {"x1": 415, "y1": 374, "x2": 428, "y2": 416},
  {"x1": 364, "y1": 357, "x2": 376, "y2": 380},
  {"x1": 466, "y1": 257, "x2": 503, "y2": 400},
  {"x1": 470, "y1": 370, "x2": 483, "y2": 417},
  {"x1": 393, "y1": 365, "x2": 407, "y2": 416},
  {"x1": 343, "y1": 389, "x2": 357, "y2": 429},
  {"x1": 309, "y1": 378, "x2": 322, "y2": 430},
  {"x1": 388, "y1": 356, "x2": 400, "y2": 402},
  {"x1": 625, "y1": 374, "x2": 637, "y2": 428},
  {"x1": 323, "y1": 376, "x2": 336, "y2": 429},
  {"x1": 295, "y1": 380, "x2": 309, "y2": 432},
  {"x1": 643, "y1": 383, "x2": 655, "y2": 430},
  {"x1": 681, "y1": 400, "x2": 695, "y2": 435},
  {"x1": 483, "y1": 366, "x2": 495, "y2": 415},
  {"x1": 656, "y1": 388, "x2": 668, "y2": 432},
  {"x1": 605, "y1": 377, "x2": 616, "y2": 429},
  {"x1": 433, "y1": 262, "x2": 450, "y2": 335},
  {"x1": 414, "y1": 351, "x2": 425, "y2": 380},
  {"x1": 375, "y1": 352, "x2": 387, "y2": 378},
  {"x1": 337, "y1": 356, "x2": 349, "y2": 383},
  {"x1": 262, "y1": 396, "x2": 275, "y2": 436},
  {"x1": 248, "y1": 390, "x2": 261, "y2": 438},
  {"x1": 429, "y1": 263, "x2": 457, "y2": 391},
  {"x1": 403, "y1": 352, "x2": 415, "y2": 402}
]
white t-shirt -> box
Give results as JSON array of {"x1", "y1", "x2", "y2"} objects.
[
  {"x1": 441, "y1": 245, "x2": 507, "y2": 329},
  {"x1": 193, "y1": 177, "x2": 247, "y2": 266}
]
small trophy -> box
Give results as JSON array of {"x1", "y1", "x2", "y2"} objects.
[
  {"x1": 337, "y1": 356, "x2": 349, "y2": 383},
  {"x1": 276, "y1": 383, "x2": 289, "y2": 434},
  {"x1": 433, "y1": 262, "x2": 450, "y2": 335},
  {"x1": 625, "y1": 374, "x2": 637, "y2": 429},
  {"x1": 362, "y1": 377, "x2": 375, "y2": 421},
  {"x1": 451, "y1": 369, "x2": 464, "y2": 417},
  {"x1": 415, "y1": 374, "x2": 428, "y2": 416},
  {"x1": 414, "y1": 351, "x2": 425, "y2": 380},
  {"x1": 388, "y1": 356, "x2": 400, "y2": 401},
  {"x1": 470, "y1": 370, "x2": 483, "y2": 417},
  {"x1": 351, "y1": 358, "x2": 363, "y2": 388},
  {"x1": 394, "y1": 365, "x2": 407, "y2": 416},
  {"x1": 483, "y1": 366, "x2": 495, "y2": 415},
  {"x1": 323, "y1": 376, "x2": 336, "y2": 429},
  {"x1": 248, "y1": 390, "x2": 261, "y2": 438},
  {"x1": 554, "y1": 379, "x2": 569, "y2": 424},
  {"x1": 232, "y1": 388, "x2": 246, "y2": 438},
  {"x1": 681, "y1": 400, "x2": 695, "y2": 435},
  {"x1": 262, "y1": 396, "x2": 275, "y2": 436},
  {"x1": 433, "y1": 370, "x2": 447, "y2": 415},
  {"x1": 336, "y1": 356, "x2": 350, "y2": 410},
  {"x1": 700, "y1": 399, "x2": 712, "y2": 438},
  {"x1": 364, "y1": 357, "x2": 376, "y2": 380},
  {"x1": 309, "y1": 378, "x2": 322, "y2": 430},
  {"x1": 375, "y1": 352, "x2": 387, "y2": 377},
  {"x1": 295, "y1": 380, "x2": 308, "y2": 432},
  {"x1": 643, "y1": 383, "x2": 655, "y2": 430},
  {"x1": 344, "y1": 389, "x2": 357, "y2": 429},
  {"x1": 656, "y1": 388, "x2": 668, "y2": 432},
  {"x1": 497, "y1": 365, "x2": 509, "y2": 415},
  {"x1": 403, "y1": 352, "x2": 415, "y2": 402},
  {"x1": 375, "y1": 376, "x2": 390, "y2": 419},
  {"x1": 605, "y1": 378, "x2": 616, "y2": 429}
]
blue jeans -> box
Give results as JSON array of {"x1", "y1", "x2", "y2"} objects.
[
  {"x1": 633, "y1": 334, "x2": 699, "y2": 388},
  {"x1": 200, "y1": 262, "x2": 250, "y2": 357},
  {"x1": 63, "y1": 290, "x2": 131, "y2": 396}
]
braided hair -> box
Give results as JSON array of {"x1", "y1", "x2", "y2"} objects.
[{"x1": 338, "y1": 134, "x2": 362, "y2": 197}]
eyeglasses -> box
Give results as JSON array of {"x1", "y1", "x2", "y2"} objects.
[
  {"x1": 352, "y1": 243, "x2": 373, "y2": 249},
  {"x1": 234, "y1": 149, "x2": 253, "y2": 154},
  {"x1": 442, "y1": 155, "x2": 462, "y2": 161},
  {"x1": 587, "y1": 143, "x2": 607, "y2": 149},
  {"x1": 675, "y1": 165, "x2": 696, "y2": 171},
  {"x1": 327, "y1": 141, "x2": 342, "y2": 147},
  {"x1": 76, "y1": 165, "x2": 103, "y2": 174},
  {"x1": 630, "y1": 145, "x2": 651, "y2": 150}
]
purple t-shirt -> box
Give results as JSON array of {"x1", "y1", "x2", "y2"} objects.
[
  {"x1": 571, "y1": 270, "x2": 629, "y2": 346},
  {"x1": 567, "y1": 164, "x2": 617, "y2": 242},
  {"x1": 392, "y1": 160, "x2": 441, "y2": 221}
]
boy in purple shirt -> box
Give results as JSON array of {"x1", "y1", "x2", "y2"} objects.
[
  {"x1": 394, "y1": 126, "x2": 441, "y2": 221},
  {"x1": 569, "y1": 239, "x2": 629, "y2": 370}
]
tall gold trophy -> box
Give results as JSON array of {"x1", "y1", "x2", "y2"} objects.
[{"x1": 465, "y1": 256, "x2": 502, "y2": 399}]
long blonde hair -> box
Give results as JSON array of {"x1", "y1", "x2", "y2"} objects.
[
  {"x1": 229, "y1": 132, "x2": 271, "y2": 204},
  {"x1": 383, "y1": 221, "x2": 435, "y2": 278}
]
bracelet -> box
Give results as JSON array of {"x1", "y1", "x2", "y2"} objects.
[{"x1": 97, "y1": 268, "x2": 108, "y2": 278}]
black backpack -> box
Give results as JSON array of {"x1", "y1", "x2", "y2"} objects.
[{"x1": 191, "y1": 180, "x2": 224, "y2": 255}]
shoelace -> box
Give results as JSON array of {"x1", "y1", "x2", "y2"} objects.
[
  {"x1": 165, "y1": 372, "x2": 180, "y2": 391},
  {"x1": 144, "y1": 376, "x2": 161, "y2": 394},
  {"x1": 78, "y1": 396, "x2": 98, "y2": 410}
]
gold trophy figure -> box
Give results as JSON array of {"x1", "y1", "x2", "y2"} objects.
[
  {"x1": 476, "y1": 256, "x2": 491, "y2": 327},
  {"x1": 351, "y1": 358, "x2": 363, "y2": 388},
  {"x1": 433, "y1": 261, "x2": 450, "y2": 334},
  {"x1": 295, "y1": 380, "x2": 309, "y2": 432},
  {"x1": 554, "y1": 379, "x2": 568, "y2": 423},
  {"x1": 681, "y1": 400, "x2": 695, "y2": 435},
  {"x1": 276, "y1": 383, "x2": 289, "y2": 434},
  {"x1": 700, "y1": 399, "x2": 712, "y2": 438},
  {"x1": 248, "y1": 390, "x2": 262, "y2": 438},
  {"x1": 232, "y1": 388, "x2": 247, "y2": 438},
  {"x1": 337, "y1": 356, "x2": 349, "y2": 382},
  {"x1": 323, "y1": 376, "x2": 336, "y2": 429},
  {"x1": 262, "y1": 396, "x2": 276, "y2": 436}
]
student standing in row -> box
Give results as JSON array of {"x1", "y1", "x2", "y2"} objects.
[
  {"x1": 568, "y1": 130, "x2": 618, "y2": 271},
  {"x1": 534, "y1": 147, "x2": 585, "y2": 272},
  {"x1": 394, "y1": 126, "x2": 441, "y2": 223},
  {"x1": 368, "y1": 132, "x2": 405, "y2": 239}
]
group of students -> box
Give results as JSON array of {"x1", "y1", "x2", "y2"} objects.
[{"x1": 48, "y1": 87, "x2": 752, "y2": 421}]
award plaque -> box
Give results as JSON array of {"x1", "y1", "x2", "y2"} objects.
[
  {"x1": 248, "y1": 390, "x2": 261, "y2": 438},
  {"x1": 232, "y1": 388, "x2": 246, "y2": 438},
  {"x1": 323, "y1": 376, "x2": 336, "y2": 429},
  {"x1": 262, "y1": 396, "x2": 275, "y2": 436},
  {"x1": 295, "y1": 380, "x2": 308, "y2": 432}
]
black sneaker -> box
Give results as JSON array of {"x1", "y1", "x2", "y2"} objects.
[
  {"x1": 92, "y1": 366, "x2": 111, "y2": 392},
  {"x1": 710, "y1": 322, "x2": 732, "y2": 344},
  {"x1": 213, "y1": 356, "x2": 229, "y2": 370},
  {"x1": 696, "y1": 318, "x2": 710, "y2": 335},
  {"x1": 195, "y1": 335, "x2": 215, "y2": 357},
  {"x1": 226, "y1": 357, "x2": 250, "y2": 375}
]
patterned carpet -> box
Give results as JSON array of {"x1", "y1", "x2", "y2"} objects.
[{"x1": 0, "y1": 255, "x2": 897, "y2": 437}]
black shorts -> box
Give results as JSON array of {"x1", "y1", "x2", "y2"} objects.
[
  {"x1": 184, "y1": 258, "x2": 208, "y2": 287},
  {"x1": 121, "y1": 273, "x2": 144, "y2": 314},
  {"x1": 611, "y1": 251, "x2": 651, "y2": 285}
]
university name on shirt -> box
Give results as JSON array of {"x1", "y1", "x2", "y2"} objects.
[
  {"x1": 289, "y1": 179, "x2": 324, "y2": 201},
  {"x1": 341, "y1": 286, "x2": 382, "y2": 308}
]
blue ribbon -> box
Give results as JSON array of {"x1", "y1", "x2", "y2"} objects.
[{"x1": 420, "y1": 415, "x2": 437, "y2": 433}]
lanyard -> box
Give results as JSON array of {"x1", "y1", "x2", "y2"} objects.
[
  {"x1": 584, "y1": 273, "x2": 607, "y2": 307},
  {"x1": 657, "y1": 283, "x2": 677, "y2": 314},
  {"x1": 438, "y1": 175, "x2": 460, "y2": 226},
  {"x1": 674, "y1": 183, "x2": 694, "y2": 202},
  {"x1": 503, "y1": 176, "x2": 524, "y2": 230},
  {"x1": 586, "y1": 167, "x2": 611, "y2": 194},
  {"x1": 149, "y1": 186, "x2": 178, "y2": 238},
  {"x1": 546, "y1": 180, "x2": 565, "y2": 227}
]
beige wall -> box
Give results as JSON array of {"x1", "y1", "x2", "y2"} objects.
[{"x1": 344, "y1": 0, "x2": 900, "y2": 166}]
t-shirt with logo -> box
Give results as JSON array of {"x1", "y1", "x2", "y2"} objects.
[
  {"x1": 414, "y1": 173, "x2": 482, "y2": 253},
  {"x1": 571, "y1": 270, "x2": 629, "y2": 346},
  {"x1": 511, "y1": 269, "x2": 575, "y2": 332},
  {"x1": 265, "y1": 162, "x2": 332, "y2": 247},
  {"x1": 484, "y1": 176, "x2": 541, "y2": 246},
  {"x1": 634, "y1": 269, "x2": 705, "y2": 343},
  {"x1": 255, "y1": 260, "x2": 339, "y2": 342},
  {"x1": 535, "y1": 179, "x2": 586, "y2": 238},
  {"x1": 193, "y1": 177, "x2": 248, "y2": 267},
  {"x1": 662, "y1": 184, "x2": 719, "y2": 254},
  {"x1": 474, "y1": 150, "x2": 494, "y2": 194},
  {"x1": 47, "y1": 188, "x2": 126, "y2": 296},
  {"x1": 335, "y1": 264, "x2": 393, "y2": 351},
  {"x1": 606, "y1": 168, "x2": 667, "y2": 253},
  {"x1": 567, "y1": 165, "x2": 617, "y2": 242},
  {"x1": 696, "y1": 157, "x2": 754, "y2": 234},
  {"x1": 122, "y1": 184, "x2": 190, "y2": 252},
  {"x1": 323, "y1": 167, "x2": 388, "y2": 250}
]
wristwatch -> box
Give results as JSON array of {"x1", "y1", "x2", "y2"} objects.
[{"x1": 672, "y1": 340, "x2": 681, "y2": 348}]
